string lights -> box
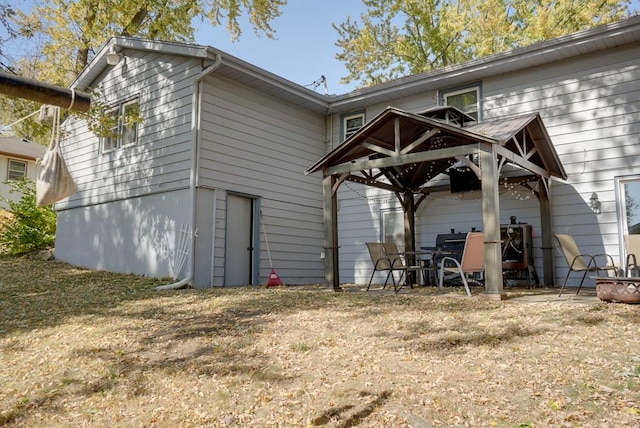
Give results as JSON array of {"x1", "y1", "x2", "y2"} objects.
[
  {"x1": 342, "y1": 181, "x2": 396, "y2": 204},
  {"x1": 499, "y1": 177, "x2": 536, "y2": 200},
  {"x1": 338, "y1": 146, "x2": 538, "y2": 206}
]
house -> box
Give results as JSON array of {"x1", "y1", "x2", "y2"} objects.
[
  {"x1": 59, "y1": 39, "x2": 329, "y2": 287},
  {"x1": 57, "y1": 15, "x2": 640, "y2": 291},
  {"x1": 0, "y1": 136, "x2": 46, "y2": 208}
]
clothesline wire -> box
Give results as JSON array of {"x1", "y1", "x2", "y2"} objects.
[{"x1": 1, "y1": 108, "x2": 41, "y2": 131}]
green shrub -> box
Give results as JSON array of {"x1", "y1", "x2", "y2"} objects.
[{"x1": 0, "y1": 178, "x2": 56, "y2": 255}]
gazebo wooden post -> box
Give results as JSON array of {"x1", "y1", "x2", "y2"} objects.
[
  {"x1": 403, "y1": 192, "x2": 418, "y2": 283},
  {"x1": 480, "y1": 144, "x2": 506, "y2": 300},
  {"x1": 323, "y1": 174, "x2": 341, "y2": 290},
  {"x1": 402, "y1": 192, "x2": 417, "y2": 253},
  {"x1": 538, "y1": 178, "x2": 555, "y2": 285}
]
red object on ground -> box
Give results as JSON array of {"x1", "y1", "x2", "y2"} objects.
[{"x1": 266, "y1": 269, "x2": 283, "y2": 287}]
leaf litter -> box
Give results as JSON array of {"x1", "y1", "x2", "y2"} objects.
[{"x1": 0, "y1": 257, "x2": 639, "y2": 427}]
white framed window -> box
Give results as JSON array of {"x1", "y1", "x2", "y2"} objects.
[
  {"x1": 7, "y1": 159, "x2": 27, "y2": 181},
  {"x1": 101, "y1": 97, "x2": 140, "y2": 153},
  {"x1": 102, "y1": 107, "x2": 120, "y2": 152},
  {"x1": 381, "y1": 208, "x2": 405, "y2": 251},
  {"x1": 342, "y1": 111, "x2": 365, "y2": 140},
  {"x1": 441, "y1": 84, "x2": 480, "y2": 121},
  {"x1": 121, "y1": 99, "x2": 139, "y2": 147}
]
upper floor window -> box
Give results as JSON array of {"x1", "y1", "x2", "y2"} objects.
[
  {"x1": 102, "y1": 98, "x2": 140, "y2": 153},
  {"x1": 441, "y1": 84, "x2": 480, "y2": 122},
  {"x1": 7, "y1": 159, "x2": 27, "y2": 181},
  {"x1": 342, "y1": 111, "x2": 365, "y2": 140}
]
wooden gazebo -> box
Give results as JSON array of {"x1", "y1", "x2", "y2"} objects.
[{"x1": 306, "y1": 106, "x2": 567, "y2": 299}]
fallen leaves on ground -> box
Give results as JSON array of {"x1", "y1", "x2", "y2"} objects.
[{"x1": 0, "y1": 257, "x2": 639, "y2": 427}]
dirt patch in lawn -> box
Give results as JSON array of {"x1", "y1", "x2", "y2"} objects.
[{"x1": 0, "y1": 257, "x2": 639, "y2": 427}]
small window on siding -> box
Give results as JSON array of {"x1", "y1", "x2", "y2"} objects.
[
  {"x1": 441, "y1": 84, "x2": 480, "y2": 121},
  {"x1": 101, "y1": 97, "x2": 140, "y2": 153},
  {"x1": 102, "y1": 107, "x2": 119, "y2": 152},
  {"x1": 121, "y1": 100, "x2": 139, "y2": 147},
  {"x1": 342, "y1": 111, "x2": 365, "y2": 140},
  {"x1": 7, "y1": 159, "x2": 27, "y2": 181}
]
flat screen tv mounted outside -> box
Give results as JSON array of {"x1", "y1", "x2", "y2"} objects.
[{"x1": 449, "y1": 168, "x2": 481, "y2": 193}]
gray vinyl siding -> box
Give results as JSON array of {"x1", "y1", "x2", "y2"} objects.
[
  {"x1": 58, "y1": 51, "x2": 204, "y2": 209},
  {"x1": 198, "y1": 75, "x2": 326, "y2": 285},
  {"x1": 329, "y1": 43, "x2": 640, "y2": 285},
  {"x1": 326, "y1": 93, "x2": 439, "y2": 150},
  {"x1": 482, "y1": 43, "x2": 640, "y2": 284},
  {"x1": 55, "y1": 189, "x2": 191, "y2": 277}
]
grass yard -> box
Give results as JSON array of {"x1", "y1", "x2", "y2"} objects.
[{"x1": 0, "y1": 257, "x2": 639, "y2": 427}]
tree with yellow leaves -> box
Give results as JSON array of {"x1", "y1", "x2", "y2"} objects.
[
  {"x1": 0, "y1": 0, "x2": 286, "y2": 141},
  {"x1": 334, "y1": 0, "x2": 632, "y2": 87},
  {"x1": 11, "y1": 0, "x2": 286, "y2": 85}
]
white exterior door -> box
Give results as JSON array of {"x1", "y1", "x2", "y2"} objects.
[{"x1": 225, "y1": 194, "x2": 254, "y2": 285}]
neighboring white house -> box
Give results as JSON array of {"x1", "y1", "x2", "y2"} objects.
[
  {"x1": 56, "y1": 16, "x2": 640, "y2": 289},
  {"x1": 0, "y1": 136, "x2": 46, "y2": 209}
]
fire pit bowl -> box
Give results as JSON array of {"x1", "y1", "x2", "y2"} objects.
[{"x1": 595, "y1": 277, "x2": 640, "y2": 304}]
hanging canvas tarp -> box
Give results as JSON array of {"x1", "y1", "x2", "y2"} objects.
[{"x1": 36, "y1": 107, "x2": 77, "y2": 206}]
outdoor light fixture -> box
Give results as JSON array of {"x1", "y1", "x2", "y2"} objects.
[
  {"x1": 106, "y1": 46, "x2": 122, "y2": 66},
  {"x1": 589, "y1": 192, "x2": 601, "y2": 214}
]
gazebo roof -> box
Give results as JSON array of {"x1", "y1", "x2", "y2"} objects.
[
  {"x1": 467, "y1": 114, "x2": 566, "y2": 180},
  {"x1": 306, "y1": 107, "x2": 567, "y2": 193}
]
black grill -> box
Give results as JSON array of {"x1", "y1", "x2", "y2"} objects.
[
  {"x1": 432, "y1": 232, "x2": 468, "y2": 268},
  {"x1": 435, "y1": 232, "x2": 468, "y2": 254}
]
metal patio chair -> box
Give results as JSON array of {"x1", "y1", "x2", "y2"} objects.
[
  {"x1": 438, "y1": 232, "x2": 485, "y2": 297},
  {"x1": 366, "y1": 242, "x2": 397, "y2": 291},
  {"x1": 382, "y1": 242, "x2": 431, "y2": 293},
  {"x1": 553, "y1": 233, "x2": 618, "y2": 296},
  {"x1": 365, "y1": 242, "x2": 429, "y2": 293}
]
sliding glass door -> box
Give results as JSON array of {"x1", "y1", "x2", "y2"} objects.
[
  {"x1": 616, "y1": 177, "x2": 640, "y2": 274},
  {"x1": 617, "y1": 177, "x2": 640, "y2": 236}
]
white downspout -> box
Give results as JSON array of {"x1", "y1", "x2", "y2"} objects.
[{"x1": 156, "y1": 54, "x2": 222, "y2": 291}]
